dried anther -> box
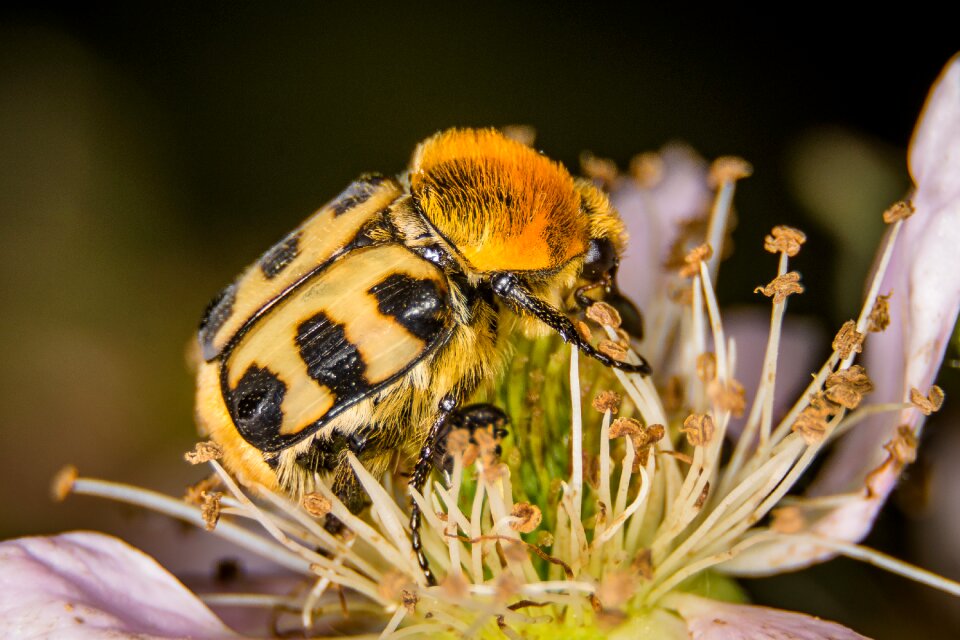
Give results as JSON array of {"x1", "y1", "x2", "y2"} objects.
[
  {"x1": 882, "y1": 200, "x2": 916, "y2": 223},
  {"x1": 680, "y1": 244, "x2": 713, "y2": 277},
  {"x1": 184, "y1": 474, "x2": 222, "y2": 505},
  {"x1": 886, "y1": 425, "x2": 919, "y2": 469},
  {"x1": 401, "y1": 590, "x2": 419, "y2": 613},
  {"x1": 598, "y1": 339, "x2": 628, "y2": 361},
  {"x1": 824, "y1": 365, "x2": 874, "y2": 410},
  {"x1": 200, "y1": 491, "x2": 222, "y2": 531},
  {"x1": 445, "y1": 428, "x2": 472, "y2": 459},
  {"x1": 763, "y1": 225, "x2": 807, "y2": 257},
  {"x1": 586, "y1": 301, "x2": 622, "y2": 328},
  {"x1": 910, "y1": 386, "x2": 945, "y2": 415},
  {"x1": 696, "y1": 352, "x2": 717, "y2": 382},
  {"x1": 629, "y1": 151, "x2": 663, "y2": 187},
  {"x1": 576, "y1": 320, "x2": 593, "y2": 342},
  {"x1": 510, "y1": 503, "x2": 542, "y2": 533},
  {"x1": 500, "y1": 124, "x2": 536, "y2": 146},
  {"x1": 755, "y1": 271, "x2": 804, "y2": 304},
  {"x1": 833, "y1": 320, "x2": 864, "y2": 359},
  {"x1": 609, "y1": 417, "x2": 643, "y2": 439},
  {"x1": 708, "y1": 378, "x2": 746, "y2": 417},
  {"x1": 868, "y1": 292, "x2": 892, "y2": 332},
  {"x1": 184, "y1": 441, "x2": 223, "y2": 465},
  {"x1": 51, "y1": 465, "x2": 78, "y2": 502},
  {"x1": 791, "y1": 392, "x2": 838, "y2": 444},
  {"x1": 681, "y1": 414, "x2": 715, "y2": 447},
  {"x1": 580, "y1": 151, "x2": 619, "y2": 187},
  {"x1": 661, "y1": 375, "x2": 685, "y2": 413},
  {"x1": 708, "y1": 156, "x2": 753, "y2": 187},
  {"x1": 301, "y1": 492, "x2": 332, "y2": 518},
  {"x1": 592, "y1": 390, "x2": 621, "y2": 414}
]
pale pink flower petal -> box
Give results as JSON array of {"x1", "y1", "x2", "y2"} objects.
[
  {"x1": 612, "y1": 143, "x2": 712, "y2": 308},
  {"x1": 668, "y1": 593, "x2": 869, "y2": 640},
  {"x1": 722, "y1": 54, "x2": 960, "y2": 574},
  {"x1": 723, "y1": 308, "x2": 825, "y2": 439},
  {"x1": 0, "y1": 531, "x2": 236, "y2": 639}
]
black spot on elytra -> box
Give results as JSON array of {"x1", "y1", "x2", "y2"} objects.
[
  {"x1": 198, "y1": 282, "x2": 237, "y2": 361},
  {"x1": 329, "y1": 174, "x2": 385, "y2": 216},
  {"x1": 368, "y1": 274, "x2": 446, "y2": 342},
  {"x1": 227, "y1": 365, "x2": 287, "y2": 449},
  {"x1": 295, "y1": 312, "x2": 371, "y2": 397},
  {"x1": 259, "y1": 231, "x2": 300, "y2": 279}
]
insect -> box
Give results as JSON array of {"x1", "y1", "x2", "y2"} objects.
[{"x1": 194, "y1": 128, "x2": 650, "y2": 584}]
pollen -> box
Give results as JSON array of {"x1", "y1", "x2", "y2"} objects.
[
  {"x1": 791, "y1": 393, "x2": 837, "y2": 444},
  {"x1": 586, "y1": 301, "x2": 622, "y2": 328},
  {"x1": 910, "y1": 385, "x2": 945, "y2": 415},
  {"x1": 629, "y1": 151, "x2": 664, "y2": 188},
  {"x1": 184, "y1": 441, "x2": 223, "y2": 465},
  {"x1": 868, "y1": 292, "x2": 893, "y2": 332},
  {"x1": 184, "y1": 474, "x2": 222, "y2": 505},
  {"x1": 576, "y1": 320, "x2": 593, "y2": 342},
  {"x1": 510, "y1": 502, "x2": 543, "y2": 533},
  {"x1": 709, "y1": 378, "x2": 747, "y2": 417},
  {"x1": 696, "y1": 352, "x2": 718, "y2": 382},
  {"x1": 200, "y1": 491, "x2": 222, "y2": 531},
  {"x1": 763, "y1": 225, "x2": 807, "y2": 257},
  {"x1": 592, "y1": 390, "x2": 622, "y2": 414},
  {"x1": 580, "y1": 150, "x2": 619, "y2": 187},
  {"x1": 882, "y1": 200, "x2": 916, "y2": 223},
  {"x1": 708, "y1": 156, "x2": 753, "y2": 187},
  {"x1": 833, "y1": 321, "x2": 865, "y2": 359},
  {"x1": 51, "y1": 465, "x2": 78, "y2": 502},
  {"x1": 609, "y1": 416, "x2": 643, "y2": 439},
  {"x1": 680, "y1": 243, "x2": 713, "y2": 277},
  {"x1": 301, "y1": 492, "x2": 332, "y2": 518},
  {"x1": 598, "y1": 339, "x2": 629, "y2": 361},
  {"x1": 681, "y1": 414, "x2": 715, "y2": 447},
  {"x1": 754, "y1": 271, "x2": 804, "y2": 304},
  {"x1": 885, "y1": 425, "x2": 919, "y2": 468},
  {"x1": 824, "y1": 365, "x2": 874, "y2": 410}
]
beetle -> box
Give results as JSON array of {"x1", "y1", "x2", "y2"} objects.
[{"x1": 194, "y1": 128, "x2": 649, "y2": 584}]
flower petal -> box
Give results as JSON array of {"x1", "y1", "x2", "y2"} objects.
[
  {"x1": 723, "y1": 308, "x2": 825, "y2": 439},
  {"x1": 612, "y1": 143, "x2": 712, "y2": 308},
  {"x1": 721, "y1": 54, "x2": 960, "y2": 574},
  {"x1": 667, "y1": 593, "x2": 869, "y2": 640},
  {"x1": 0, "y1": 531, "x2": 236, "y2": 639}
]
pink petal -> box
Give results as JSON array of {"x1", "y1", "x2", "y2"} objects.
[
  {"x1": 723, "y1": 308, "x2": 825, "y2": 439},
  {"x1": 0, "y1": 531, "x2": 236, "y2": 639},
  {"x1": 612, "y1": 144, "x2": 712, "y2": 308},
  {"x1": 722, "y1": 55, "x2": 960, "y2": 574},
  {"x1": 668, "y1": 593, "x2": 869, "y2": 640}
]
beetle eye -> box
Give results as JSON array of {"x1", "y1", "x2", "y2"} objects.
[{"x1": 581, "y1": 238, "x2": 616, "y2": 281}]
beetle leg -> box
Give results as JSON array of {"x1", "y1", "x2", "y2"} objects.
[
  {"x1": 409, "y1": 394, "x2": 458, "y2": 586},
  {"x1": 491, "y1": 273, "x2": 652, "y2": 375}
]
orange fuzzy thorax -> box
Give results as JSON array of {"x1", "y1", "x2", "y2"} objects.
[{"x1": 410, "y1": 128, "x2": 587, "y2": 273}]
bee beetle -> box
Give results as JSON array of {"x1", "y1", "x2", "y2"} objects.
[{"x1": 194, "y1": 128, "x2": 650, "y2": 584}]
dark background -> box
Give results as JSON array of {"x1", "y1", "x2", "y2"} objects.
[{"x1": 1, "y1": 4, "x2": 957, "y2": 637}]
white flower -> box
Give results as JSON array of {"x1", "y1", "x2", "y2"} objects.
[{"x1": 4, "y1": 55, "x2": 959, "y2": 640}]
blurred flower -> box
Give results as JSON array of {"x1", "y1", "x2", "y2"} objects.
[{"x1": 5, "y1": 55, "x2": 959, "y2": 640}]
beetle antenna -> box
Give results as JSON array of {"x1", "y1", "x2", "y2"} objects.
[{"x1": 490, "y1": 274, "x2": 652, "y2": 375}]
